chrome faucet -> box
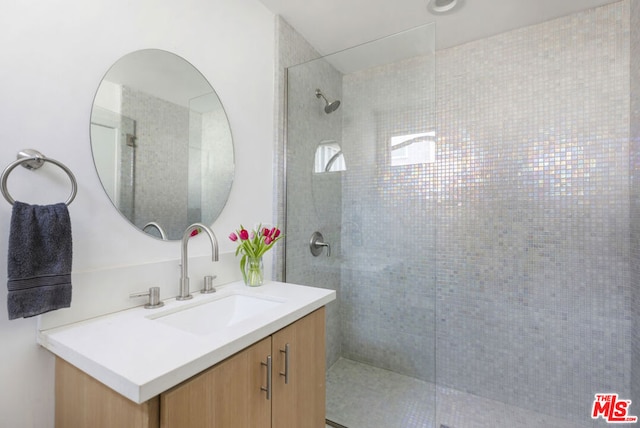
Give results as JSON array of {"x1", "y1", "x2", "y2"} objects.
[{"x1": 178, "y1": 223, "x2": 219, "y2": 300}]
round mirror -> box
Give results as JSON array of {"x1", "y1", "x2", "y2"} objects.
[{"x1": 90, "y1": 49, "x2": 234, "y2": 240}]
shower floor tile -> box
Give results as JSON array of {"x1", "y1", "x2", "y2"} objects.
[{"x1": 326, "y1": 358, "x2": 587, "y2": 428}]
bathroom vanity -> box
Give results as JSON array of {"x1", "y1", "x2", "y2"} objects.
[{"x1": 39, "y1": 281, "x2": 335, "y2": 428}]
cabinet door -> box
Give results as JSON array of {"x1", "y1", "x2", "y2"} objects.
[
  {"x1": 160, "y1": 337, "x2": 272, "y2": 428},
  {"x1": 272, "y1": 307, "x2": 326, "y2": 428}
]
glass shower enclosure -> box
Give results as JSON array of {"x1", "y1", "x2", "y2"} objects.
[
  {"x1": 283, "y1": 2, "x2": 634, "y2": 426},
  {"x1": 284, "y1": 24, "x2": 438, "y2": 427}
]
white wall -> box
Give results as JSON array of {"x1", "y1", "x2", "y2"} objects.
[{"x1": 0, "y1": 1, "x2": 275, "y2": 426}]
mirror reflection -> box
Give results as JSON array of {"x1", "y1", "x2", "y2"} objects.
[{"x1": 90, "y1": 49, "x2": 234, "y2": 240}]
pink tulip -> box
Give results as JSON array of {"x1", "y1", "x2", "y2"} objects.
[
  {"x1": 265, "y1": 236, "x2": 272, "y2": 245},
  {"x1": 262, "y1": 227, "x2": 270, "y2": 237},
  {"x1": 273, "y1": 228, "x2": 281, "y2": 238},
  {"x1": 229, "y1": 232, "x2": 238, "y2": 242},
  {"x1": 239, "y1": 229, "x2": 249, "y2": 240}
]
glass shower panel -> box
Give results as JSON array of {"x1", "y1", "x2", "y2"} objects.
[
  {"x1": 285, "y1": 23, "x2": 436, "y2": 427},
  {"x1": 90, "y1": 107, "x2": 136, "y2": 222}
]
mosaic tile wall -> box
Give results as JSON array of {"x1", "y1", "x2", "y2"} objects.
[
  {"x1": 274, "y1": 16, "x2": 321, "y2": 278},
  {"x1": 279, "y1": 0, "x2": 633, "y2": 425},
  {"x1": 339, "y1": 51, "x2": 437, "y2": 380},
  {"x1": 434, "y1": 2, "x2": 630, "y2": 422},
  {"x1": 274, "y1": 16, "x2": 343, "y2": 368},
  {"x1": 285, "y1": 55, "x2": 344, "y2": 367},
  {"x1": 630, "y1": 0, "x2": 640, "y2": 411}
]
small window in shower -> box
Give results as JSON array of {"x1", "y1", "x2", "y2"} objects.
[
  {"x1": 390, "y1": 131, "x2": 436, "y2": 166},
  {"x1": 314, "y1": 141, "x2": 346, "y2": 173}
]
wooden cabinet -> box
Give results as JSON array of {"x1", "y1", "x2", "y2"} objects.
[
  {"x1": 272, "y1": 308, "x2": 326, "y2": 428},
  {"x1": 161, "y1": 307, "x2": 326, "y2": 428},
  {"x1": 55, "y1": 307, "x2": 326, "y2": 428},
  {"x1": 55, "y1": 358, "x2": 159, "y2": 428},
  {"x1": 160, "y1": 337, "x2": 271, "y2": 428}
]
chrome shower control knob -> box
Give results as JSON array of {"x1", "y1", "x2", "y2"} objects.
[{"x1": 309, "y1": 231, "x2": 331, "y2": 257}]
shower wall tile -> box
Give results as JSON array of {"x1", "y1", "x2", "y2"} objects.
[
  {"x1": 275, "y1": 16, "x2": 344, "y2": 368},
  {"x1": 435, "y1": 1, "x2": 630, "y2": 423},
  {"x1": 280, "y1": 1, "x2": 633, "y2": 426},
  {"x1": 340, "y1": 50, "x2": 437, "y2": 382},
  {"x1": 630, "y1": 0, "x2": 640, "y2": 411},
  {"x1": 274, "y1": 17, "x2": 322, "y2": 273},
  {"x1": 286, "y1": 52, "x2": 343, "y2": 369}
]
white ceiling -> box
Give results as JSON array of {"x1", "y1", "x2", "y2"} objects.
[{"x1": 258, "y1": 0, "x2": 622, "y2": 54}]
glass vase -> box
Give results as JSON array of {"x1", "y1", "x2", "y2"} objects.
[{"x1": 243, "y1": 256, "x2": 264, "y2": 287}]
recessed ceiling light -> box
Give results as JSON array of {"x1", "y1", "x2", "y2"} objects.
[{"x1": 427, "y1": 0, "x2": 459, "y2": 14}]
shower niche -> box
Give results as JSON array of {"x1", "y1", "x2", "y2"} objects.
[{"x1": 313, "y1": 141, "x2": 346, "y2": 173}]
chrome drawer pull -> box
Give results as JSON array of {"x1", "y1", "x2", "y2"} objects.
[
  {"x1": 261, "y1": 356, "x2": 272, "y2": 400},
  {"x1": 279, "y1": 344, "x2": 290, "y2": 384}
]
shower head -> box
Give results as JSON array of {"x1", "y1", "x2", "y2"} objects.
[{"x1": 315, "y1": 89, "x2": 341, "y2": 114}]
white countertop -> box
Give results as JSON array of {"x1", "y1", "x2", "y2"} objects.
[{"x1": 38, "y1": 280, "x2": 335, "y2": 404}]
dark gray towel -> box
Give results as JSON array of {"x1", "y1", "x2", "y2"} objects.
[{"x1": 7, "y1": 201, "x2": 72, "y2": 320}]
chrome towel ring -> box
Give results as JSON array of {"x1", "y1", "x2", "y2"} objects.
[{"x1": 1, "y1": 149, "x2": 77, "y2": 206}]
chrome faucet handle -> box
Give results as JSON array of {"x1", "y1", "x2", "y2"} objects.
[
  {"x1": 129, "y1": 286, "x2": 164, "y2": 309},
  {"x1": 201, "y1": 275, "x2": 217, "y2": 294},
  {"x1": 310, "y1": 231, "x2": 331, "y2": 257}
]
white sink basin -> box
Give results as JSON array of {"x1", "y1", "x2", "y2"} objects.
[{"x1": 149, "y1": 293, "x2": 285, "y2": 336}]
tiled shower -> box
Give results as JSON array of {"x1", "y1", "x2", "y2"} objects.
[{"x1": 277, "y1": 0, "x2": 639, "y2": 426}]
